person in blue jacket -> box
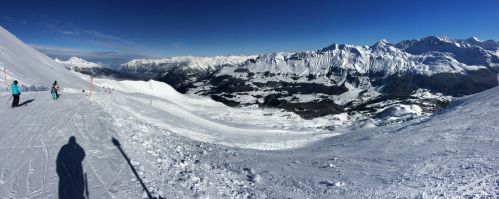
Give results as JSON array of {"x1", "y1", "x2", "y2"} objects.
[
  {"x1": 51, "y1": 80, "x2": 59, "y2": 100},
  {"x1": 11, "y1": 80, "x2": 20, "y2": 107}
]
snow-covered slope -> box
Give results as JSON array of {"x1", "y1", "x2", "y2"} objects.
[
  {"x1": 0, "y1": 26, "x2": 87, "y2": 90},
  {"x1": 122, "y1": 55, "x2": 257, "y2": 70},
  {"x1": 93, "y1": 79, "x2": 336, "y2": 150},
  {"x1": 0, "y1": 27, "x2": 496, "y2": 198},
  {"x1": 0, "y1": 79, "x2": 496, "y2": 198},
  {"x1": 230, "y1": 86, "x2": 499, "y2": 198}
]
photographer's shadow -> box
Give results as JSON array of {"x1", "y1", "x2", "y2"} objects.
[{"x1": 56, "y1": 136, "x2": 87, "y2": 199}]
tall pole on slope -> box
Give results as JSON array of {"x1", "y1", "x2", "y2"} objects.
[
  {"x1": 3, "y1": 67, "x2": 7, "y2": 90},
  {"x1": 90, "y1": 76, "x2": 93, "y2": 97}
]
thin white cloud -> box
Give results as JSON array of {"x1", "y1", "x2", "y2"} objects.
[
  {"x1": 82, "y1": 30, "x2": 134, "y2": 44},
  {"x1": 6, "y1": 16, "x2": 163, "y2": 65},
  {"x1": 60, "y1": 30, "x2": 79, "y2": 35},
  {"x1": 30, "y1": 44, "x2": 155, "y2": 66},
  {"x1": 34, "y1": 17, "x2": 152, "y2": 55}
]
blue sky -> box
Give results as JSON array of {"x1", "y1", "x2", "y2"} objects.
[{"x1": 1, "y1": 0, "x2": 498, "y2": 65}]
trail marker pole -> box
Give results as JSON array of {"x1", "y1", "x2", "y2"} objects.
[
  {"x1": 3, "y1": 67, "x2": 7, "y2": 90},
  {"x1": 90, "y1": 76, "x2": 93, "y2": 97}
]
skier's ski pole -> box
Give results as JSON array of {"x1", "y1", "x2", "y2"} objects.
[{"x1": 6, "y1": 96, "x2": 12, "y2": 104}]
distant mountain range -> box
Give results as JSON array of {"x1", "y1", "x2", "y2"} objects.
[
  {"x1": 61, "y1": 36, "x2": 499, "y2": 120},
  {"x1": 55, "y1": 57, "x2": 138, "y2": 80}
]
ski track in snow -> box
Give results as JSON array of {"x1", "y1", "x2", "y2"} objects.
[
  {"x1": 1, "y1": 25, "x2": 495, "y2": 198},
  {"x1": 0, "y1": 87, "x2": 498, "y2": 198},
  {"x1": 0, "y1": 92, "x2": 138, "y2": 198}
]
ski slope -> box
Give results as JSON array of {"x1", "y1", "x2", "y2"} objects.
[
  {"x1": 0, "y1": 25, "x2": 497, "y2": 198},
  {"x1": 0, "y1": 85, "x2": 340, "y2": 198},
  {"x1": 236, "y1": 86, "x2": 499, "y2": 198},
  {"x1": 93, "y1": 79, "x2": 339, "y2": 150},
  {"x1": 0, "y1": 92, "x2": 140, "y2": 198},
  {"x1": 0, "y1": 85, "x2": 497, "y2": 198}
]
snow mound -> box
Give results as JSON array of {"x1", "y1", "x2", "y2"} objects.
[
  {"x1": 376, "y1": 104, "x2": 423, "y2": 120},
  {"x1": 92, "y1": 79, "x2": 338, "y2": 150},
  {"x1": 55, "y1": 57, "x2": 102, "y2": 69},
  {"x1": 93, "y1": 79, "x2": 223, "y2": 109}
]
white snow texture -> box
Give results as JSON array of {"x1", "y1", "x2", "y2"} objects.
[{"x1": 0, "y1": 26, "x2": 497, "y2": 198}]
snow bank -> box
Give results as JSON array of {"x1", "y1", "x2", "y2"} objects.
[
  {"x1": 375, "y1": 104, "x2": 422, "y2": 120},
  {"x1": 55, "y1": 57, "x2": 102, "y2": 69},
  {"x1": 92, "y1": 78, "x2": 339, "y2": 150},
  {"x1": 93, "y1": 79, "x2": 223, "y2": 110}
]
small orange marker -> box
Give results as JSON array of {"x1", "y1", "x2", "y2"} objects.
[{"x1": 90, "y1": 76, "x2": 93, "y2": 97}]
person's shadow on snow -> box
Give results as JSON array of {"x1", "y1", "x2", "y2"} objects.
[
  {"x1": 17, "y1": 99, "x2": 35, "y2": 106},
  {"x1": 56, "y1": 136, "x2": 87, "y2": 199}
]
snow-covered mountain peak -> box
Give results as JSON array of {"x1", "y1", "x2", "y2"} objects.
[
  {"x1": 467, "y1": 36, "x2": 480, "y2": 42},
  {"x1": 461, "y1": 37, "x2": 499, "y2": 51},
  {"x1": 372, "y1": 39, "x2": 390, "y2": 47},
  {"x1": 318, "y1": 43, "x2": 361, "y2": 53},
  {"x1": 68, "y1": 56, "x2": 92, "y2": 63},
  {"x1": 370, "y1": 39, "x2": 400, "y2": 53},
  {"x1": 424, "y1": 35, "x2": 452, "y2": 43},
  {"x1": 255, "y1": 52, "x2": 293, "y2": 61},
  {"x1": 55, "y1": 56, "x2": 102, "y2": 68},
  {"x1": 319, "y1": 43, "x2": 338, "y2": 52},
  {"x1": 395, "y1": 36, "x2": 451, "y2": 49}
]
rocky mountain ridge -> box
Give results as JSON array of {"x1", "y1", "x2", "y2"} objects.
[{"x1": 67, "y1": 36, "x2": 499, "y2": 120}]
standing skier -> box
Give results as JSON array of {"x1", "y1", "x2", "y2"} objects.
[
  {"x1": 51, "y1": 80, "x2": 60, "y2": 99},
  {"x1": 11, "y1": 80, "x2": 20, "y2": 107}
]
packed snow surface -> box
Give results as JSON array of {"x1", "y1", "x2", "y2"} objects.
[
  {"x1": 0, "y1": 84, "x2": 497, "y2": 198},
  {"x1": 0, "y1": 25, "x2": 497, "y2": 198},
  {"x1": 93, "y1": 79, "x2": 339, "y2": 150}
]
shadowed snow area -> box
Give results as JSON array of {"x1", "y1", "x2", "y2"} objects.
[{"x1": 0, "y1": 93, "x2": 137, "y2": 198}]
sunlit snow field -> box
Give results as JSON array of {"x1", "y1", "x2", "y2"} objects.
[{"x1": 0, "y1": 25, "x2": 498, "y2": 198}]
